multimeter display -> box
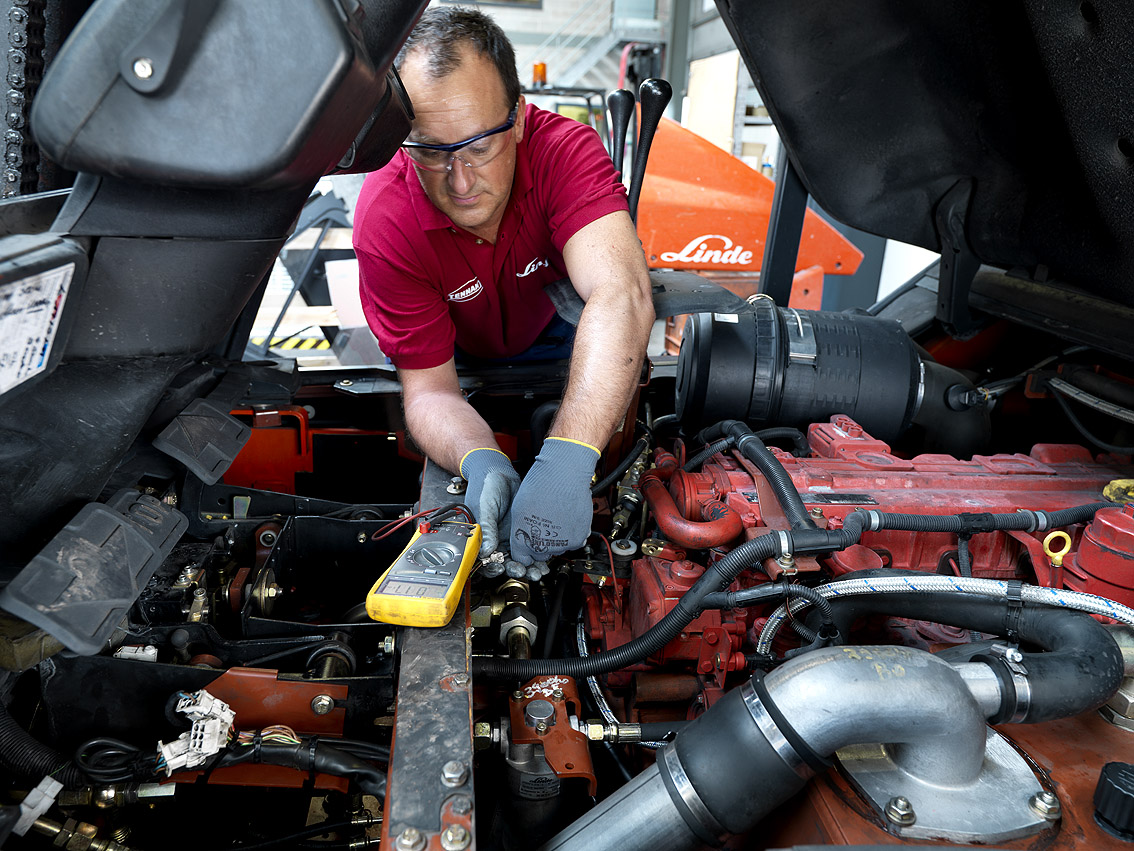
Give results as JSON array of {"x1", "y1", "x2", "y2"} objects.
[{"x1": 365, "y1": 520, "x2": 481, "y2": 627}]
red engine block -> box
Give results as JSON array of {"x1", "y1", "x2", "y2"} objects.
[{"x1": 586, "y1": 416, "x2": 1134, "y2": 709}]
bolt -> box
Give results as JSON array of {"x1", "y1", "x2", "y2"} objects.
[
  {"x1": 132, "y1": 57, "x2": 154, "y2": 80},
  {"x1": 1005, "y1": 648, "x2": 1024, "y2": 664},
  {"x1": 441, "y1": 760, "x2": 469, "y2": 787},
  {"x1": 585, "y1": 721, "x2": 605, "y2": 741},
  {"x1": 551, "y1": 688, "x2": 564, "y2": 700},
  {"x1": 810, "y1": 507, "x2": 824, "y2": 518},
  {"x1": 440, "y1": 824, "x2": 470, "y2": 851},
  {"x1": 511, "y1": 689, "x2": 525, "y2": 701},
  {"x1": 340, "y1": 379, "x2": 354, "y2": 386},
  {"x1": 884, "y1": 796, "x2": 916, "y2": 826},
  {"x1": 450, "y1": 795, "x2": 472, "y2": 815},
  {"x1": 776, "y1": 553, "x2": 796, "y2": 568},
  {"x1": 395, "y1": 827, "x2": 425, "y2": 851},
  {"x1": 357, "y1": 532, "x2": 368, "y2": 544},
  {"x1": 265, "y1": 584, "x2": 282, "y2": 598},
  {"x1": 1029, "y1": 790, "x2": 1061, "y2": 820},
  {"x1": 382, "y1": 635, "x2": 396, "y2": 655},
  {"x1": 535, "y1": 721, "x2": 549, "y2": 734},
  {"x1": 310, "y1": 694, "x2": 335, "y2": 716},
  {"x1": 192, "y1": 587, "x2": 206, "y2": 600},
  {"x1": 446, "y1": 476, "x2": 467, "y2": 495},
  {"x1": 259, "y1": 530, "x2": 277, "y2": 547},
  {"x1": 452, "y1": 672, "x2": 469, "y2": 686}
]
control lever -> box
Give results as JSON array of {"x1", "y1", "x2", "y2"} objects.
[
  {"x1": 607, "y1": 89, "x2": 634, "y2": 179},
  {"x1": 626, "y1": 78, "x2": 672, "y2": 224}
]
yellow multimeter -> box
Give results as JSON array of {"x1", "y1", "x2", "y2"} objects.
[{"x1": 365, "y1": 520, "x2": 481, "y2": 627}]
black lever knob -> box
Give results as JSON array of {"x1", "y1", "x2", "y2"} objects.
[
  {"x1": 627, "y1": 78, "x2": 672, "y2": 224},
  {"x1": 607, "y1": 89, "x2": 634, "y2": 179}
]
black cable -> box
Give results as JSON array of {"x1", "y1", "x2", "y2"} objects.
[
  {"x1": 75, "y1": 737, "x2": 158, "y2": 785},
  {"x1": 540, "y1": 569, "x2": 572, "y2": 658},
  {"x1": 592, "y1": 436, "x2": 650, "y2": 496},
  {"x1": 0, "y1": 701, "x2": 87, "y2": 789},
  {"x1": 200, "y1": 820, "x2": 357, "y2": 851},
  {"x1": 1052, "y1": 390, "x2": 1134, "y2": 455},
  {"x1": 957, "y1": 535, "x2": 973, "y2": 578}
]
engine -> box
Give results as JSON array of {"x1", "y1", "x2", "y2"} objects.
[{"x1": 4, "y1": 310, "x2": 1134, "y2": 851}]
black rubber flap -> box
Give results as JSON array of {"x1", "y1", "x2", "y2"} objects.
[
  {"x1": 153, "y1": 398, "x2": 251, "y2": 485},
  {"x1": 0, "y1": 489, "x2": 187, "y2": 655}
]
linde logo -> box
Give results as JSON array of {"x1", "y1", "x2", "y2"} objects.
[
  {"x1": 516, "y1": 257, "x2": 550, "y2": 278},
  {"x1": 659, "y1": 234, "x2": 754, "y2": 266},
  {"x1": 447, "y1": 277, "x2": 483, "y2": 303}
]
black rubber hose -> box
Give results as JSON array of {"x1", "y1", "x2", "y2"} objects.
[
  {"x1": 812, "y1": 585, "x2": 1123, "y2": 724},
  {"x1": 754, "y1": 427, "x2": 809, "y2": 456},
  {"x1": 592, "y1": 435, "x2": 650, "y2": 496},
  {"x1": 682, "y1": 437, "x2": 733, "y2": 472},
  {"x1": 637, "y1": 721, "x2": 688, "y2": 740},
  {"x1": 698, "y1": 420, "x2": 816, "y2": 530},
  {"x1": 199, "y1": 820, "x2": 357, "y2": 851},
  {"x1": 0, "y1": 701, "x2": 86, "y2": 789},
  {"x1": 867, "y1": 502, "x2": 1110, "y2": 533},
  {"x1": 473, "y1": 532, "x2": 783, "y2": 678},
  {"x1": 540, "y1": 569, "x2": 571, "y2": 658},
  {"x1": 703, "y1": 582, "x2": 836, "y2": 635}
]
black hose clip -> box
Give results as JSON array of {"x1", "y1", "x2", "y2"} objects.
[
  {"x1": 252, "y1": 730, "x2": 263, "y2": 763},
  {"x1": 1003, "y1": 579, "x2": 1025, "y2": 643}
]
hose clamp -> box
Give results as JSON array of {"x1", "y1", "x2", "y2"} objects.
[
  {"x1": 1016, "y1": 508, "x2": 1046, "y2": 532},
  {"x1": 740, "y1": 679, "x2": 809, "y2": 779},
  {"x1": 864, "y1": 510, "x2": 883, "y2": 532},
  {"x1": 989, "y1": 643, "x2": 1031, "y2": 723},
  {"x1": 659, "y1": 744, "x2": 727, "y2": 843},
  {"x1": 776, "y1": 530, "x2": 792, "y2": 558}
]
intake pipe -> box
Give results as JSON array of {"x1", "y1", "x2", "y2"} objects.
[
  {"x1": 639, "y1": 471, "x2": 743, "y2": 548},
  {"x1": 539, "y1": 645, "x2": 1049, "y2": 851}
]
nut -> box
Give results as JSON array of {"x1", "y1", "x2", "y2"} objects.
[
  {"x1": 511, "y1": 689, "x2": 525, "y2": 701},
  {"x1": 499, "y1": 604, "x2": 538, "y2": 647},
  {"x1": 473, "y1": 722, "x2": 493, "y2": 751},
  {"x1": 441, "y1": 760, "x2": 469, "y2": 787},
  {"x1": 450, "y1": 795, "x2": 472, "y2": 816},
  {"x1": 310, "y1": 694, "x2": 335, "y2": 716},
  {"x1": 1029, "y1": 790, "x2": 1061, "y2": 820},
  {"x1": 446, "y1": 476, "x2": 467, "y2": 495},
  {"x1": 535, "y1": 721, "x2": 549, "y2": 734},
  {"x1": 884, "y1": 795, "x2": 916, "y2": 826},
  {"x1": 1105, "y1": 677, "x2": 1134, "y2": 718},
  {"x1": 809, "y1": 506, "x2": 824, "y2": 518},
  {"x1": 551, "y1": 688, "x2": 564, "y2": 700},
  {"x1": 382, "y1": 635, "x2": 396, "y2": 655}
]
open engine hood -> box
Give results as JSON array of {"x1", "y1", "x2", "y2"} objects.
[{"x1": 715, "y1": 0, "x2": 1134, "y2": 311}]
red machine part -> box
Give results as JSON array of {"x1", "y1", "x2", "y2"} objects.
[
  {"x1": 507, "y1": 675, "x2": 596, "y2": 795},
  {"x1": 1068, "y1": 503, "x2": 1134, "y2": 607}
]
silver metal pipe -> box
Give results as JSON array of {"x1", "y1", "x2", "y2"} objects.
[
  {"x1": 766, "y1": 646, "x2": 987, "y2": 786},
  {"x1": 953, "y1": 661, "x2": 1004, "y2": 717},
  {"x1": 539, "y1": 762, "x2": 700, "y2": 851},
  {"x1": 1107, "y1": 624, "x2": 1134, "y2": 676}
]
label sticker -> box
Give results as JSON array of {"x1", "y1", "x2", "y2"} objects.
[
  {"x1": 712, "y1": 313, "x2": 739, "y2": 323},
  {"x1": 0, "y1": 263, "x2": 74, "y2": 396}
]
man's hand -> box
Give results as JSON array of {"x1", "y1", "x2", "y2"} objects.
[
  {"x1": 509, "y1": 437, "x2": 599, "y2": 564},
  {"x1": 461, "y1": 448, "x2": 521, "y2": 557}
]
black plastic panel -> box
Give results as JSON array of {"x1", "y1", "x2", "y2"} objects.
[
  {"x1": 0, "y1": 489, "x2": 186, "y2": 655},
  {"x1": 716, "y1": 0, "x2": 1134, "y2": 306}
]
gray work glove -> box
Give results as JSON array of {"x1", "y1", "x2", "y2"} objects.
[
  {"x1": 460, "y1": 448, "x2": 521, "y2": 557},
  {"x1": 509, "y1": 437, "x2": 600, "y2": 565}
]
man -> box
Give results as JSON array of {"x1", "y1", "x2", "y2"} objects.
[{"x1": 354, "y1": 8, "x2": 654, "y2": 565}]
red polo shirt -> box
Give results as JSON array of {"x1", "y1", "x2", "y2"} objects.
[{"x1": 353, "y1": 104, "x2": 628, "y2": 369}]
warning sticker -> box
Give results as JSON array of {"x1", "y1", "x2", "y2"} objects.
[{"x1": 0, "y1": 263, "x2": 74, "y2": 396}]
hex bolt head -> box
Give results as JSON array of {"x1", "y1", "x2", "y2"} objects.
[
  {"x1": 810, "y1": 507, "x2": 824, "y2": 518},
  {"x1": 440, "y1": 824, "x2": 471, "y2": 851},
  {"x1": 1029, "y1": 790, "x2": 1061, "y2": 820},
  {"x1": 551, "y1": 688, "x2": 564, "y2": 700},
  {"x1": 511, "y1": 689, "x2": 525, "y2": 701},
  {"x1": 310, "y1": 694, "x2": 335, "y2": 716},
  {"x1": 382, "y1": 635, "x2": 396, "y2": 655},
  {"x1": 395, "y1": 827, "x2": 425, "y2": 851},
  {"x1": 132, "y1": 57, "x2": 154, "y2": 80},
  {"x1": 535, "y1": 721, "x2": 549, "y2": 734},
  {"x1": 192, "y1": 587, "x2": 207, "y2": 600},
  {"x1": 584, "y1": 721, "x2": 605, "y2": 741},
  {"x1": 441, "y1": 760, "x2": 469, "y2": 787},
  {"x1": 357, "y1": 532, "x2": 368, "y2": 544},
  {"x1": 884, "y1": 796, "x2": 916, "y2": 826}
]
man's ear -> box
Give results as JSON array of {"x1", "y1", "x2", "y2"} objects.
[{"x1": 514, "y1": 94, "x2": 526, "y2": 144}]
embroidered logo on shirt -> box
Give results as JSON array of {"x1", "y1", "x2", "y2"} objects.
[
  {"x1": 516, "y1": 257, "x2": 550, "y2": 278},
  {"x1": 447, "y1": 277, "x2": 484, "y2": 303}
]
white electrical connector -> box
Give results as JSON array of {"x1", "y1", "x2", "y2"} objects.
[
  {"x1": 14, "y1": 775, "x2": 62, "y2": 835},
  {"x1": 156, "y1": 689, "x2": 235, "y2": 776}
]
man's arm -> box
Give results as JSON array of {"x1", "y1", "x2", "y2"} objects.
[
  {"x1": 399, "y1": 359, "x2": 501, "y2": 473},
  {"x1": 551, "y1": 209, "x2": 655, "y2": 445}
]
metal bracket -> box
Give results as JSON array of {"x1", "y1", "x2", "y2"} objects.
[{"x1": 934, "y1": 179, "x2": 981, "y2": 338}]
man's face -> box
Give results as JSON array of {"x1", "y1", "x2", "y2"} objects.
[{"x1": 399, "y1": 45, "x2": 524, "y2": 241}]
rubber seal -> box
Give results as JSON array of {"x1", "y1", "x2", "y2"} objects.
[{"x1": 750, "y1": 671, "x2": 832, "y2": 772}]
